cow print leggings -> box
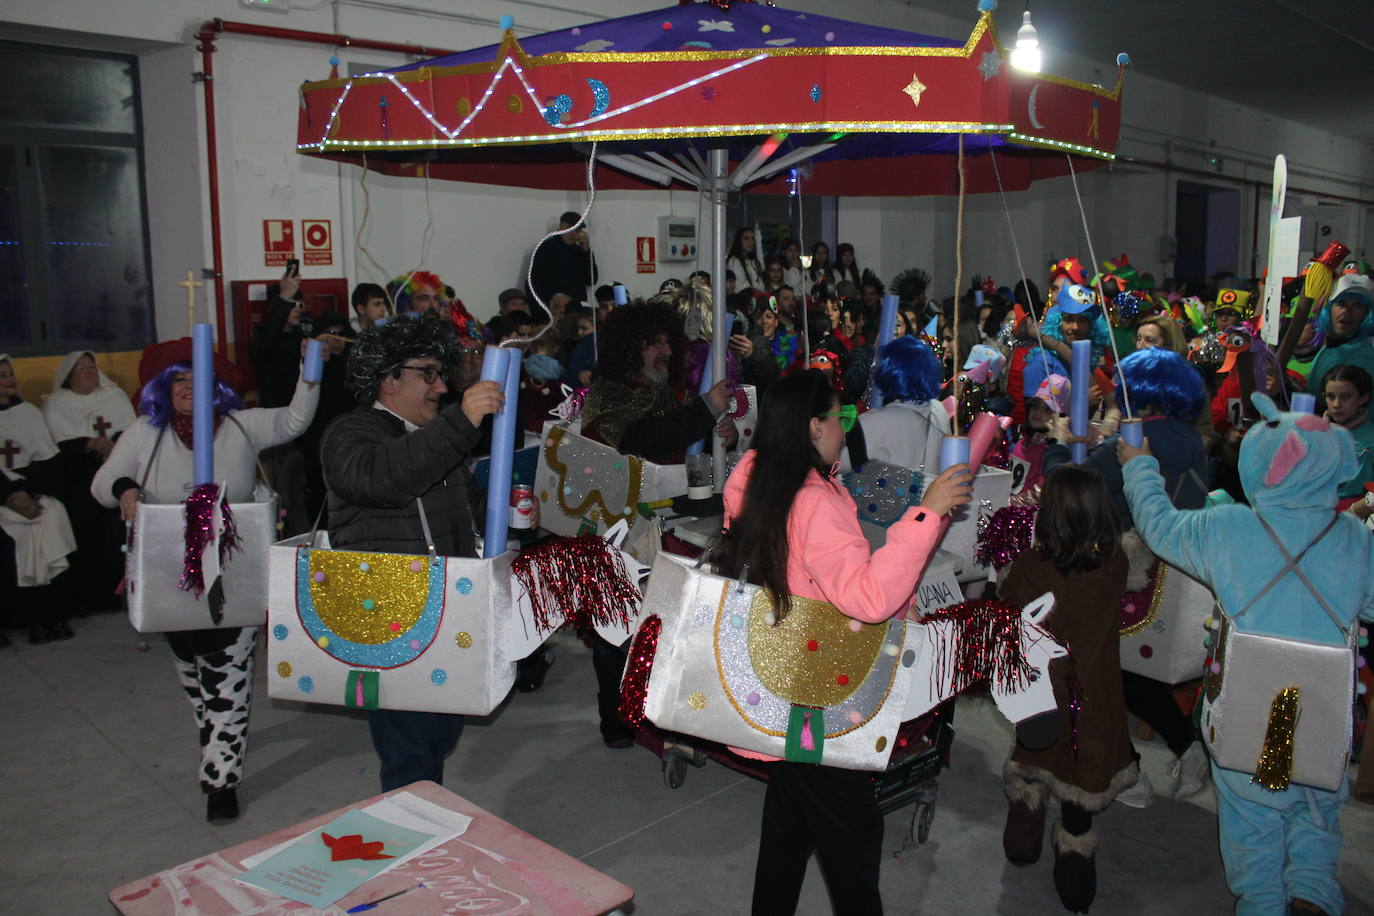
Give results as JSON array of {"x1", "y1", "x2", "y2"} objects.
[{"x1": 166, "y1": 627, "x2": 257, "y2": 793}]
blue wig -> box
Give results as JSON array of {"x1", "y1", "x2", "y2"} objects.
[
  {"x1": 138, "y1": 361, "x2": 244, "y2": 428},
  {"x1": 1115, "y1": 348, "x2": 1205, "y2": 420},
  {"x1": 1316, "y1": 294, "x2": 1374, "y2": 339},
  {"x1": 1027, "y1": 304, "x2": 1113, "y2": 371},
  {"x1": 873, "y1": 336, "x2": 942, "y2": 404}
]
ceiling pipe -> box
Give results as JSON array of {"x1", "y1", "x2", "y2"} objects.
[
  {"x1": 206, "y1": 18, "x2": 458, "y2": 58},
  {"x1": 190, "y1": 19, "x2": 457, "y2": 359}
]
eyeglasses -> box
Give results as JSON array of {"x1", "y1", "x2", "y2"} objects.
[
  {"x1": 818, "y1": 404, "x2": 858, "y2": 432},
  {"x1": 397, "y1": 364, "x2": 449, "y2": 384}
]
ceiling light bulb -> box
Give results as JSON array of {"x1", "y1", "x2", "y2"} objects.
[{"x1": 1011, "y1": 11, "x2": 1041, "y2": 73}]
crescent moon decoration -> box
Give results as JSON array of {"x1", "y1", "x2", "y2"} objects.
[
  {"x1": 587, "y1": 79, "x2": 611, "y2": 118},
  {"x1": 1027, "y1": 84, "x2": 1045, "y2": 130}
]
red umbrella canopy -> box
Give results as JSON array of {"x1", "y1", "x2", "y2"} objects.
[{"x1": 296, "y1": 0, "x2": 1125, "y2": 195}]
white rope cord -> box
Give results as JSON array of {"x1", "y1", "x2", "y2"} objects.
[
  {"x1": 952, "y1": 135, "x2": 966, "y2": 386},
  {"x1": 513, "y1": 141, "x2": 600, "y2": 350},
  {"x1": 1065, "y1": 155, "x2": 1134, "y2": 419},
  {"x1": 354, "y1": 154, "x2": 399, "y2": 315},
  {"x1": 988, "y1": 147, "x2": 1054, "y2": 387}
]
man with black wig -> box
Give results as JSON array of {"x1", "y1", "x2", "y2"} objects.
[
  {"x1": 578, "y1": 302, "x2": 737, "y2": 746},
  {"x1": 320, "y1": 315, "x2": 504, "y2": 791},
  {"x1": 581, "y1": 301, "x2": 737, "y2": 463}
]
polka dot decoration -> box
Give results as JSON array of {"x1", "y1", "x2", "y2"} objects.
[
  {"x1": 431, "y1": 668, "x2": 448, "y2": 685},
  {"x1": 273, "y1": 624, "x2": 289, "y2": 641}
]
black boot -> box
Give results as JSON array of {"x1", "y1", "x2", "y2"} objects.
[
  {"x1": 207, "y1": 787, "x2": 240, "y2": 823},
  {"x1": 1051, "y1": 820, "x2": 1097, "y2": 913},
  {"x1": 515, "y1": 645, "x2": 555, "y2": 693},
  {"x1": 1003, "y1": 771, "x2": 1049, "y2": 866}
]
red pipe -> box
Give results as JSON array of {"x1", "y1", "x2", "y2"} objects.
[
  {"x1": 206, "y1": 18, "x2": 458, "y2": 58},
  {"x1": 194, "y1": 29, "x2": 230, "y2": 358}
]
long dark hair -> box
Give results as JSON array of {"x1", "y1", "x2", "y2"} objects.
[
  {"x1": 716, "y1": 370, "x2": 835, "y2": 621},
  {"x1": 1034, "y1": 465, "x2": 1120, "y2": 576}
]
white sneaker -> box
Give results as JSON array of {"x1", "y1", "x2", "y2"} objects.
[
  {"x1": 1171, "y1": 741, "x2": 1211, "y2": 799},
  {"x1": 1115, "y1": 769, "x2": 1154, "y2": 808}
]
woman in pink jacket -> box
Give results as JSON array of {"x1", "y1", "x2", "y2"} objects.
[{"x1": 719, "y1": 369, "x2": 973, "y2": 916}]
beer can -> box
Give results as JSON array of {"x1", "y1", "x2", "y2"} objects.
[{"x1": 510, "y1": 484, "x2": 536, "y2": 530}]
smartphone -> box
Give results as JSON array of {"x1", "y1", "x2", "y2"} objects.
[{"x1": 286, "y1": 258, "x2": 300, "y2": 276}]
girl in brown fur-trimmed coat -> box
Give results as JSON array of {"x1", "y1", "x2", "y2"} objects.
[{"x1": 998, "y1": 465, "x2": 1139, "y2": 913}]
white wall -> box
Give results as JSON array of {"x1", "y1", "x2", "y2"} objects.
[{"x1": 4, "y1": 0, "x2": 1371, "y2": 348}]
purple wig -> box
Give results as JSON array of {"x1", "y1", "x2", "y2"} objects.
[{"x1": 138, "y1": 361, "x2": 244, "y2": 428}]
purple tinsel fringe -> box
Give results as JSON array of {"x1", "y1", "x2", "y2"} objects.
[
  {"x1": 179, "y1": 483, "x2": 241, "y2": 598},
  {"x1": 975, "y1": 504, "x2": 1039, "y2": 572}
]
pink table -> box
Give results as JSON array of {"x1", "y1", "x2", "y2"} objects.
[{"x1": 109, "y1": 781, "x2": 634, "y2": 915}]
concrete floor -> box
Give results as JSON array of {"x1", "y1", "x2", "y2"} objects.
[{"x1": 4, "y1": 614, "x2": 1374, "y2": 915}]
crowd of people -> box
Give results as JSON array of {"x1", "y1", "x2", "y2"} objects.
[{"x1": 7, "y1": 209, "x2": 1374, "y2": 915}]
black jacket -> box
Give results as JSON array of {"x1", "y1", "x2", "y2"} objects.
[
  {"x1": 321, "y1": 404, "x2": 482, "y2": 557},
  {"x1": 250, "y1": 296, "x2": 305, "y2": 408},
  {"x1": 527, "y1": 237, "x2": 597, "y2": 305}
]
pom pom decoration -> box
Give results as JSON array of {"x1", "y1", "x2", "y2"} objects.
[
  {"x1": 499, "y1": 14, "x2": 514, "y2": 30},
  {"x1": 1112, "y1": 291, "x2": 1146, "y2": 326},
  {"x1": 1188, "y1": 333, "x2": 1225, "y2": 372},
  {"x1": 1116, "y1": 52, "x2": 1130, "y2": 66},
  {"x1": 978, "y1": 0, "x2": 998, "y2": 10},
  {"x1": 662, "y1": 21, "x2": 672, "y2": 30},
  {"x1": 975, "y1": 504, "x2": 1038, "y2": 571},
  {"x1": 511, "y1": 534, "x2": 641, "y2": 635},
  {"x1": 617, "y1": 614, "x2": 661, "y2": 728}
]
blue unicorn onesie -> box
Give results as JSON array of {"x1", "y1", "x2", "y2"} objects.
[{"x1": 1122, "y1": 392, "x2": 1374, "y2": 915}]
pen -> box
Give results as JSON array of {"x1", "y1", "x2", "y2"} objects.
[{"x1": 345, "y1": 881, "x2": 424, "y2": 913}]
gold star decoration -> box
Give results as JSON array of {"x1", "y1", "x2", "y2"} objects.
[{"x1": 902, "y1": 74, "x2": 928, "y2": 108}]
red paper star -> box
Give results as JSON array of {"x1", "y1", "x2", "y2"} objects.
[{"x1": 321, "y1": 832, "x2": 395, "y2": 862}]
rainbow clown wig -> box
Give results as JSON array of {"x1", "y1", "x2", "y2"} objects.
[
  {"x1": 387, "y1": 270, "x2": 446, "y2": 313},
  {"x1": 387, "y1": 270, "x2": 484, "y2": 343},
  {"x1": 873, "y1": 336, "x2": 942, "y2": 405},
  {"x1": 1115, "y1": 347, "x2": 1206, "y2": 420}
]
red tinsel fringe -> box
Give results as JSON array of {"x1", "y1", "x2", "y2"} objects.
[
  {"x1": 974, "y1": 504, "x2": 1039, "y2": 572},
  {"x1": 511, "y1": 534, "x2": 641, "y2": 635},
  {"x1": 919, "y1": 598, "x2": 1037, "y2": 697},
  {"x1": 618, "y1": 614, "x2": 661, "y2": 728}
]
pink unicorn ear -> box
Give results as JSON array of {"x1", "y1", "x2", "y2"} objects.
[{"x1": 1265, "y1": 430, "x2": 1309, "y2": 487}]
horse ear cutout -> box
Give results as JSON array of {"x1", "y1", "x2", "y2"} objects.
[{"x1": 1014, "y1": 709, "x2": 1062, "y2": 751}]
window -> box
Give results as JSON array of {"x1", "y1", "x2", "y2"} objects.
[{"x1": 0, "y1": 41, "x2": 155, "y2": 354}]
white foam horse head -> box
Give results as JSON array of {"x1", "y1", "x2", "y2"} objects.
[{"x1": 903, "y1": 591, "x2": 1066, "y2": 747}]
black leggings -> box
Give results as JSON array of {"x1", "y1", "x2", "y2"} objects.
[
  {"x1": 1062, "y1": 800, "x2": 1092, "y2": 837},
  {"x1": 752, "y1": 762, "x2": 883, "y2": 916}
]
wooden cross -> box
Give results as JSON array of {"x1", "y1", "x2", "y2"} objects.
[
  {"x1": 93, "y1": 415, "x2": 112, "y2": 438},
  {"x1": 180, "y1": 269, "x2": 204, "y2": 334},
  {"x1": 0, "y1": 439, "x2": 20, "y2": 469}
]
